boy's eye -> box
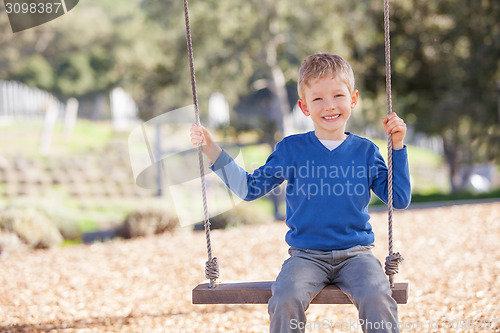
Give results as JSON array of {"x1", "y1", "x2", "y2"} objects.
[
  {"x1": 313, "y1": 98, "x2": 322, "y2": 101},
  {"x1": 335, "y1": 94, "x2": 344, "y2": 98}
]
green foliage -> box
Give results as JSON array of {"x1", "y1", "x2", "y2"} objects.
[
  {"x1": 1, "y1": 0, "x2": 498, "y2": 192},
  {"x1": 386, "y1": 0, "x2": 500, "y2": 191},
  {"x1": 371, "y1": 187, "x2": 500, "y2": 206},
  {"x1": 55, "y1": 54, "x2": 95, "y2": 96},
  {"x1": 0, "y1": 0, "x2": 166, "y2": 100},
  {"x1": 10, "y1": 54, "x2": 54, "y2": 89}
]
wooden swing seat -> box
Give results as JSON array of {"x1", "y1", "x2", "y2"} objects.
[{"x1": 192, "y1": 280, "x2": 409, "y2": 304}]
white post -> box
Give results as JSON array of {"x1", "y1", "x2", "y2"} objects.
[
  {"x1": 39, "y1": 99, "x2": 59, "y2": 154},
  {"x1": 208, "y1": 92, "x2": 230, "y2": 128},
  {"x1": 0, "y1": 81, "x2": 4, "y2": 118},
  {"x1": 63, "y1": 97, "x2": 79, "y2": 139}
]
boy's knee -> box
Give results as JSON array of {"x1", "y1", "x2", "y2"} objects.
[
  {"x1": 268, "y1": 289, "x2": 309, "y2": 314},
  {"x1": 353, "y1": 283, "x2": 394, "y2": 307},
  {"x1": 269, "y1": 292, "x2": 300, "y2": 309}
]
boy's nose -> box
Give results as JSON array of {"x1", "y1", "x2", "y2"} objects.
[{"x1": 325, "y1": 99, "x2": 336, "y2": 111}]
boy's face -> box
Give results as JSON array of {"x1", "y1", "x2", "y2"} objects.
[{"x1": 298, "y1": 75, "x2": 358, "y2": 140}]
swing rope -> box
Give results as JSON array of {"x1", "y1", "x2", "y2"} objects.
[
  {"x1": 383, "y1": 0, "x2": 404, "y2": 288},
  {"x1": 182, "y1": 0, "x2": 219, "y2": 288},
  {"x1": 183, "y1": 0, "x2": 403, "y2": 290}
]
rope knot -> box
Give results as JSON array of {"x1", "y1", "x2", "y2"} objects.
[
  {"x1": 385, "y1": 252, "x2": 404, "y2": 276},
  {"x1": 205, "y1": 257, "x2": 219, "y2": 280}
]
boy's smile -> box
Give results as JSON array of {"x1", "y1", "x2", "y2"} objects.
[
  {"x1": 298, "y1": 75, "x2": 358, "y2": 140},
  {"x1": 323, "y1": 114, "x2": 341, "y2": 121}
]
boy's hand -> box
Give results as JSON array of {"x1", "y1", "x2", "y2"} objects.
[
  {"x1": 382, "y1": 112, "x2": 406, "y2": 150},
  {"x1": 190, "y1": 123, "x2": 210, "y2": 147},
  {"x1": 190, "y1": 124, "x2": 222, "y2": 163}
]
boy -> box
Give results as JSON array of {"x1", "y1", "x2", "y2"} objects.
[{"x1": 190, "y1": 53, "x2": 411, "y2": 333}]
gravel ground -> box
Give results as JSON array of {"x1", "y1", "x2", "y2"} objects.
[{"x1": 0, "y1": 202, "x2": 499, "y2": 333}]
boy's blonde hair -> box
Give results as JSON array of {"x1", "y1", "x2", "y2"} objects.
[{"x1": 298, "y1": 53, "x2": 355, "y2": 100}]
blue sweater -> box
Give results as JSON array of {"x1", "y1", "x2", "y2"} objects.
[{"x1": 210, "y1": 131, "x2": 411, "y2": 251}]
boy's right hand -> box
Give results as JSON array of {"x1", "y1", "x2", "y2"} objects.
[{"x1": 190, "y1": 124, "x2": 222, "y2": 163}]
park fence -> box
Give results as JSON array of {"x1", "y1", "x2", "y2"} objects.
[{"x1": 0, "y1": 80, "x2": 65, "y2": 121}]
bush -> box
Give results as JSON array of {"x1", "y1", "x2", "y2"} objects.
[
  {"x1": 0, "y1": 207, "x2": 63, "y2": 250},
  {"x1": 40, "y1": 205, "x2": 81, "y2": 240},
  {"x1": 118, "y1": 205, "x2": 178, "y2": 239},
  {"x1": 0, "y1": 232, "x2": 29, "y2": 253},
  {"x1": 4, "y1": 199, "x2": 80, "y2": 240},
  {"x1": 195, "y1": 203, "x2": 273, "y2": 230}
]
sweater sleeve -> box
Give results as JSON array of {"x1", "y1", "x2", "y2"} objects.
[
  {"x1": 209, "y1": 142, "x2": 287, "y2": 201},
  {"x1": 370, "y1": 146, "x2": 411, "y2": 209}
]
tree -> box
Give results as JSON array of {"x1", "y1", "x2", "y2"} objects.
[
  {"x1": 0, "y1": 0, "x2": 165, "y2": 103},
  {"x1": 386, "y1": 0, "x2": 500, "y2": 191},
  {"x1": 142, "y1": 0, "x2": 384, "y2": 137}
]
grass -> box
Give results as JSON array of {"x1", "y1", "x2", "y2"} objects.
[
  {"x1": 239, "y1": 139, "x2": 448, "y2": 193},
  {"x1": 372, "y1": 139, "x2": 443, "y2": 167},
  {"x1": 1, "y1": 119, "x2": 497, "y2": 244},
  {"x1": 61, "y1": 239, "x2": 82, "y2": 247},
  {"x1": 370, "y1": 187, "x2": 500, "y2": 207},
  {"x1": 77, "y1": 219, "x2": 99, "y2": 233},
  {"x1": 0, "y1": 119, "x2": 115, "y2": 157},
  {"x1": 240, "y1": 143, "x2": 273, "y2": 170},
  {"x1": 410, "y1": 188, "x2": 500, "y2": 203},
  {"x1": 53, "y1": 120, "x2": 114, "y2": 154},
  {"x1": 237, "y1": 138, "x2": 500, "y2": 207},
  {"x1": 0, "y1": 120, "x2": 133, "y2": 235}
]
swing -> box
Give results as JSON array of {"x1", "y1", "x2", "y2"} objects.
[{"x1": 183, "y1": 0, "x2": 410, "y2": 305}]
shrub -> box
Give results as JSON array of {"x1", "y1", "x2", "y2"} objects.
[
  {"x1": 118, "y1": 204, "x2": 178, "y2": 239},
  {"x1": 40, "y1": 205, "x2": 81, "y2": 240},
  {"x1": 0, "y1": 231, "x2": 29, "y2": 253},
  {"x1": 0, "y1": 207, "x2": 63, "y2": 250},
  {"x1": 195, "y1": 203, "x2": 273, "y2": 230},
  {"x1": 5, "y1": 200, "x2": 80, "y2": 240}
]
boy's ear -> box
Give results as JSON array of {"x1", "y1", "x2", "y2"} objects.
[
  {"x1": 298, "y1": 99, "x2": 310, "y2": 116},
  {"x1": 351, "y1": 90, "x2": 359, "y2": 109}
]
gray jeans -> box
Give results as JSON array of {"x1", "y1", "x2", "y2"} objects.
[{"x1": 268, "y1": 245, "x2": 400, "y2": 333}]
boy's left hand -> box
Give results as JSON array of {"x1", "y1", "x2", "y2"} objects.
[{"x1": 382, "y1": 112, "x2": 406, "y2": 150}]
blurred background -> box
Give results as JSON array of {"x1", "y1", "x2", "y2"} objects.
[{"x1": 0, "y1": 0, "x2": 499, "y2": 251}]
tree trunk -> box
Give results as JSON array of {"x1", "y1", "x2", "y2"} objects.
[
  {"x1": 442, "y1": 133, "x2": 472, "y2": 193},
  {"x1": 264, "y1": 18, "x2": 290, "y2": 220},
  {"x1": 270, "y1": 65, "x2": 293, "y2": 137},
  {"x1": 265, "y1": 15, "x2": 292, "y2": 140}
]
